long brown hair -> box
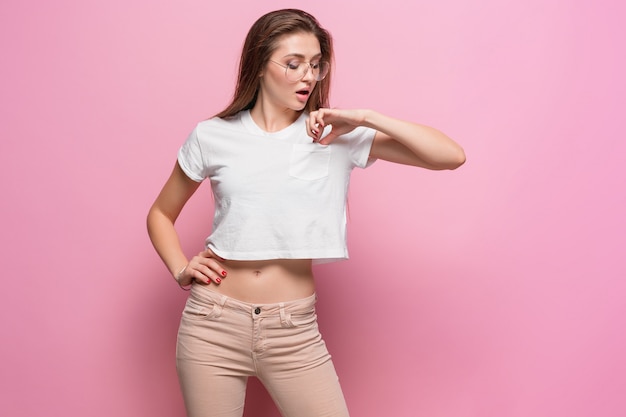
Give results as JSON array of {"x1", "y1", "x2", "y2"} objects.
[{"x1": 215, "y1": 9, "x2": 333, "y2": 118}]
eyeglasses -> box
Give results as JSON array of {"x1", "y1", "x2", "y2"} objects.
[{"x1": 270, "y1": 60, "x2": 329, "y2": 82}]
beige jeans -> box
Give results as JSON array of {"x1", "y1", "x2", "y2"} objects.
[{"x1": 176, "y1": 284, "x2": 350, "y2": 417}]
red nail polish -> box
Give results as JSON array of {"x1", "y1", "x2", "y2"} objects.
[
  {"x1": 216, "y1": 278, "x2": 221, "y2": 284},
  {"x1": 221, "y1": 270, "x2": 227, "y2": 277}
]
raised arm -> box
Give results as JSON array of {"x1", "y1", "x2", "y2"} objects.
[{"x1": 307, "y1": 108, "x2": 466, "y2": 170}]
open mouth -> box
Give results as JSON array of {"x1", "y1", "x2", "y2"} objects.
[{"x1": 296, "y1": 89, "x2": 310, "y2": 97}]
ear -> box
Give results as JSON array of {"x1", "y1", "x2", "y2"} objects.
[{"x1": 259, "y1": 60, "x2": 270, "y2": 78}]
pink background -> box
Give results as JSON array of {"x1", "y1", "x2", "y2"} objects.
[{"x1": 1, "y1": 0, "x2": 625, "y2": 416}]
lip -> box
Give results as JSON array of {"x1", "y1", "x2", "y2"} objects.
[{"x1": 295, "y1": 88, "x2": 311, "y2": 103}]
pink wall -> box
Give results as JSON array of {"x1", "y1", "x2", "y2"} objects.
[{"x1": 1, "y1": 0, "x2": 625, "y2": 416}]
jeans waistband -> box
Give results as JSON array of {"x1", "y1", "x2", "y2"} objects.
[{"x1": 189, "y1": 283, "x2": 317, "y2": 317}]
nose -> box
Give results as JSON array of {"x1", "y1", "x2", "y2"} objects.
[{"x1": 300, "y1": 64, "x2": 315, "y2": 82}]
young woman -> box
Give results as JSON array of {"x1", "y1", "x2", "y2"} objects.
[{"x1": 147, "y1": 8, "x2": 465, "y2": 417}]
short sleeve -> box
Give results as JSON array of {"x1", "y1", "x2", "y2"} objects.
[
  {"x1": 340, "y1": 126, "x2": 377, "y2": 169},
  {"x1": 177, "y1": 125, "x2": 207, "y2": 182}
]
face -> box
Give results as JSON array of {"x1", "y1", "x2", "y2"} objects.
[{"x1": 259, "y1": 32, "x2": 322, "y2": 113}]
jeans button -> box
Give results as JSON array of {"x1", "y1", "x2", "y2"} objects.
[{"x1": 254, "y1": 307, "x2": 261, "y2": 315}]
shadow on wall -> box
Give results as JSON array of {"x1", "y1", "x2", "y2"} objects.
[{"x1": 124, "y1": 268, "x2": 189, "y2": 415}]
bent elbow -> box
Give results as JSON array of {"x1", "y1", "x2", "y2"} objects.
[
  {"x1": 436, "y1": 148, "x2": 466, "y2": 170},
  {"x1": 449, "y1": 149, "x2": 466, "y2": 169}
]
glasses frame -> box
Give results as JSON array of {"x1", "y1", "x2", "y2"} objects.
[{"x1": 269, "y1": 59, "x2": 329, "y2": 82}]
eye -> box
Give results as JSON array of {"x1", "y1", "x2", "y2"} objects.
[
  {"x1": 286, "y1": 61, "x2": 301, "y2": 70},
  {"x1": 310, "y1": 62, "x2": 321, "y2": 70}
]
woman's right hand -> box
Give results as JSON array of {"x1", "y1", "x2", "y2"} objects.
[{"x1": 176, "y1": 249, "x2": 228, "y2": 287}]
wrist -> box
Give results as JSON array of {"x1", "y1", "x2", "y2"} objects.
[
  {"x1": 361, "y1": 109, "x2": 377, "y2": 129},
  {"x1": 174, "y1": 265, "x2": 192, "y2": 291}
]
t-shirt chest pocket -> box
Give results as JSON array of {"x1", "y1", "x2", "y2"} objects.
[{"x1": 288, "y1": 144, "x2": 331, "y2": 181}]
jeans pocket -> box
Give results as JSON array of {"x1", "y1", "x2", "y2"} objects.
[
  {"x1": 288, "y1": 144, "x2": 331, "y2": 181},
  {"x1": 281, "y1": 310, "x2": 318, "y2": 328},
  {"x1": 182, "y1": 297, "x2": 222, "y2": 321}
]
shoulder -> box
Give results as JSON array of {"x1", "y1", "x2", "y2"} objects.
[
  {"x1": 197, "y1": 113, "x2": 243, "y2": 130},
  {"x1": 331, "y1": 126, "x2": 377, "y2": 146},
  {"x1": 194, "y1": 112, "x2": 247, "y2": 139}
]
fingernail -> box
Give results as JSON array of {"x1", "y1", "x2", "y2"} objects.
[
  {"x1": 216, "y1": 278, "x2": 221, "y2": 284},
  {"x1": 221, "y1": 270, "x2": 227, "y2": 277}
]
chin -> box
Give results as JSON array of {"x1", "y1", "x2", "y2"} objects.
[{"x1": 294, "y1": 102, "x2": 308, "y2": 111}]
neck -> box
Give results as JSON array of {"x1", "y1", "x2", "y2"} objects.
[{"x1": 250, "y1": 93, "x2": 301, "y2": 133}]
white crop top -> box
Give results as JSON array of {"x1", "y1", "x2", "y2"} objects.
[{"x1": 177, "y1": 110, "x2": 377, "y2": 264}]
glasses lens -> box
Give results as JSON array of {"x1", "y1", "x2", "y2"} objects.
[
  {"x1": 285, "y1": 62, "x2": 329, "y2": 82},
  {"x1": 285, "y1": 65, "x2": 301, "y2": 82},
  {"x1": 315, "y1": 62, "x2": 329, "y2": 81}
]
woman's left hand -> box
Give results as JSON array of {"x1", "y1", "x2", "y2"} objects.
[
  {"x1": 308, "y1": 107, "x2": 466, "y2": 170},
  {"x1": 307, "y1": 108, "x2": 366, "y2": 145}
]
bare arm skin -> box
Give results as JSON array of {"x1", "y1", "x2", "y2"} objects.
[
  {"x1": 147, "y1": 162, "x2": 227, "y2": 287},
  {"x1": 147, "y1": 162, "x2": 315, "y2": 302},
  {"x1": 149, "y1": 108, "x2": 463, "y2": 294},
  {"x1": 306, "y1": 108, "x2": 466, "y2": 170}
]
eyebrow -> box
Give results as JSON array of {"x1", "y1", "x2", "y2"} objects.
[{"x1": 281, "y1": 52, "x2": 323, "y2": 59}]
